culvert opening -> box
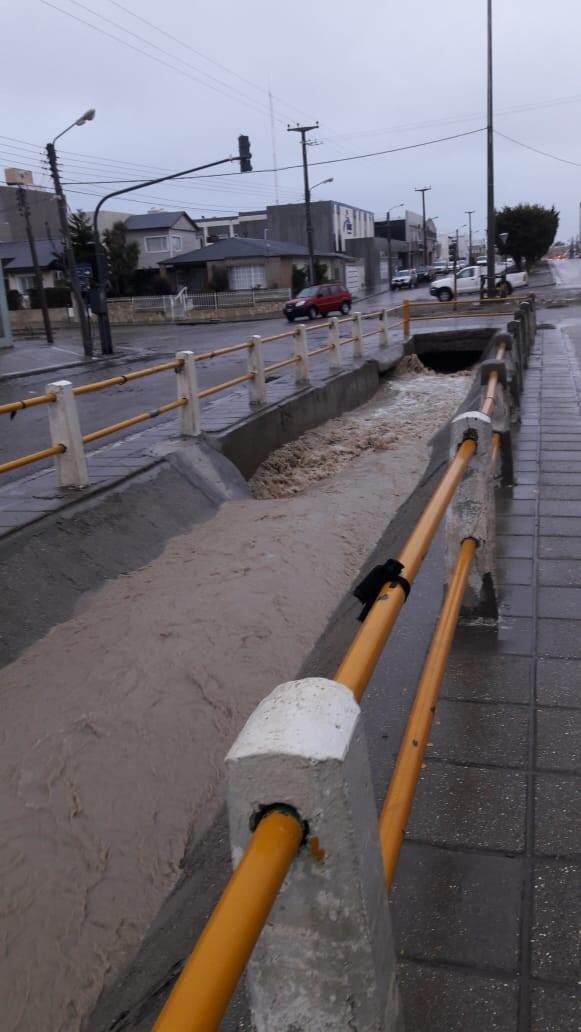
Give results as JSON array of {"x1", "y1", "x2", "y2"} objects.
[{"x1": 419, "y1": 349, "x2": 483, "y2": 373}]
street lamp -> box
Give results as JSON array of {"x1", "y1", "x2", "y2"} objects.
[
  {"x1": 310, "y1": 177, "x2": 333, "y2": 191},
  {"x1": 386, "y1": 202, "x2": 404, "y2": 289},
  {"x1": 46, "y1": 109, "x2": 96, "y2": 357}
]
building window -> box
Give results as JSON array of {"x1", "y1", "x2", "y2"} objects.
[
  {"x1": 171, "y1": 234, "x2": 182, "y2": 252},
  {"x1": 18, "y1": 275, "x2": 36, "y2": 291},
  {"x1": 145, "y1": 235, "x2": 169, "y2": 252},
  {"x1": 54, "y1": 269, "x2": 64, "y2": 281},
  {"x1": 228, "y1": 264, "x2": 267, "y2": 290}
]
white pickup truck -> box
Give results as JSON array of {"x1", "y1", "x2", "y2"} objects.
[{"x1": 429, "y1": 264, "x2": 528, "y2": 302}]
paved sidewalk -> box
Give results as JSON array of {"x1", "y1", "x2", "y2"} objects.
[{"x1": 386, "y1": 325, "x2": 580, "y2": 1031}]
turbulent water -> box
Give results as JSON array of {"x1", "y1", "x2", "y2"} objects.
[{"x1": 0, "y1": 362, "x2": 470, "y2": 1032}]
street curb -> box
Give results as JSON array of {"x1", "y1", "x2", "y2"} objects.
[{"x1": 0, "y1": 350, "x2": 160, "y2": 384}]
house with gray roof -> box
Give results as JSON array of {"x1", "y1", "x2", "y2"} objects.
[
  {"x1": 0, "y1": 239, "x2": 64, "y2": 296},
  {"x1": 162, "y1": 236, "x2": 351, "y2": 292},
  {"x1": 124, "y1": 211, "x2": 202, "y2": 270}
]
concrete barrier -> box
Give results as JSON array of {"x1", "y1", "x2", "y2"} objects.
[{"x1": 227, "y1": 677, "x2": 402, "y2": 1031}]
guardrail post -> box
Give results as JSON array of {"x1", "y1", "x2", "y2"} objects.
[
  {"x1": 175, "y1": 351, "x2": 201, "y2": 436},
  {"x1": 379, "y1": 309, "x2": 390, "y2": 348},
  {"x1": 402, "y1": 299, "x2": 411, "y2": 338},
  {"x1": 445, "y1": 410, "x2": 497, "y2": 620},
  {"x1": 480, "y1": 359, "x2": 513, "y2": 485},
  {"x1": 246, "y1": 334, "x2": 267, "y2": 405},
  {"x1": 327, "y1": 317, "x2": 342, "y2": 371},
  {"x1": 293, "y1": 325, "x2": 310, "y2": 384},
  {"x1": 227, "y1": 677, "x2": 402, "y2": 1032},
  {"x1": 352, "y1": 311, "x2": 364, "y2": 359},
  {"x1": 46, "y1": 379, "x2": 89, "y2": 489}
]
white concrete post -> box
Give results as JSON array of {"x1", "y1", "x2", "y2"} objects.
[
  {"x1": 352, "y1": 311, "x2": 364, "y2": 359},
  {"x1": 327, "y1": 317, "x2": 342, "y2": 372},
  {"x1": 480, "y1": 360, "x2": 513, "y2": 486},
  {"x1": 379, "y1": 309, "x2": 390, "y2": 348},
  {"x1": 226, "y1": 677, "x2": 402, "y2": 1032},
  {"x1": 46, "y1": 380, "x2": 89, "y2": 489},
  {"x1": 246, "y1": 334, "x2": 267, "y2": 405},
  {"x1": 175, "y1": 351, "x2": 201, "y2": 437},
  {"x1": 293, "y1": 324, "x2": 310, "y2": 384},
  {"x1": 445, "y1": 410, "x2": 497, "y2": 620}
]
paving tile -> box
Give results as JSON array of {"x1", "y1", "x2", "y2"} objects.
[
  {"x1": 538, "y1": 619, "x2": 581, "y2": 658},
  {"x1": 499, "y1": 583, "x2": 534, "y2": 618},
  {"x1": 539, "y1": 536, "x2": 581, "y2": 559},
  {"x1": 407, "y1": 764, "x2": 526, "y2": 851},
  {"x1": 537, "y1": 708, "x2": 581, "y2": 771},
  {"x1": 540, "y1": 516, "x2": 581, "y2": 536},
  {"x1": 392, "y1": 843, "x2": 521, "y2": 970},
  {"x1": 442, "y1": 653, "x2": 531, "y2": 704},
  {"x1": 515, "y1": 472, "x2": 539, "y2": 485},
  {"x1": 496, "y1": 515, "x2": 536, "y2": 535},
  {"x1": 536, "y1": 657, "x2": 581, "y2": 707},
  {"x1": 429, "y1": 700, "x2": 528, "y2": 767},
  {"x1": 541, "y1": 472, "x2": 581, "y2": 486},
  {"x1": 530, "y1": 985, "x2": 581, "y2": 1032},
  {"x1": 538, "y1": 586, "x2": 581, "y2": 618},
  {"x1": 497, "y1": 535, "x2": 534, "y2": 558},
  {"x1": 495, "y1": 498, "x2": 536, "y2": 517},
  {"x1": 515, "y1": 461, "x2": 539, "y2": 473},
  {"x1": 538, "y1": 559, "x2": 581, "y2": 586},
  {"x1": 540, "y1": 500, "x2": 581, "y2": 518},
  {"x1": 541, "y1": 462, "x2": 581, "y2": 473},
  {"x1": 534, "y1": 774, "x2": 581, "y2": 856},
  {"x1": 532, "y1": 861, "x2": 581, "y2": 982},
  {"x1": 497, "y1": 558, "x2": 533, "y2": 585},
  {"x1": 510, "y1": 485, "x2": 539, "y2": 500},
  {"x1": 538, "y1": 485, "x2": 581, "y2": 500},
  {"x1": 398, "y1": 963, "x2": 518, "y2": 1032}
]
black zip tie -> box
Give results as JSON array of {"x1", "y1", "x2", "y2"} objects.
[{"x1": 353, "y1": 558, "x2": 411, "y2": 623}]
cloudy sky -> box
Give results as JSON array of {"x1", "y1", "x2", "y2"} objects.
[{"x1": 2, "y1": 0, "x2": 581, "y2": 239}]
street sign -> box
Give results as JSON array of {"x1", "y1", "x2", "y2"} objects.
[{"x1": 75, "y1": 263, "x2": 93, "y2": 288}]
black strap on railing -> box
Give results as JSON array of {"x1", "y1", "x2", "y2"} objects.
[{"x1": 353, "y1": 558, "x2": 411, "y2": 622}]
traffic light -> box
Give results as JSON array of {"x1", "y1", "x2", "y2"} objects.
[
  {"x1": 449, "y1": 237, "x2": 457, "y2": 263},
  {"x1": 238, "y1": 135, "x2": 252, "y2": 173}
]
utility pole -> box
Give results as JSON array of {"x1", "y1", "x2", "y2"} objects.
[
  {"x1": 16, "y1": 186, "x2": 53, "y2": 344},
  {"x1": 466, "y1": 210, "x2": 475, "y2": 264},
  {"x1": 486, "y1": 0, "x2": 496, "y2": 298},
  {"x1": 387, "y1": 211, "x2": 393, "y2": 289},
  {"x1": 415, "y1": 186, "x2": 431, "y2": 266},
  {"x1": 46, "y1": 142, "x2": 93, "y2": 356},
  {"x1": 288, "y1": 123, "x2": 318, "y2": 285}
]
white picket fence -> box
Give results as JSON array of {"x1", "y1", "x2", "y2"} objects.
[{"x1": 108, "y1": 287, "x2": 291, "y2": 321}]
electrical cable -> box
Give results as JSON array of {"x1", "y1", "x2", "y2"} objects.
[{"x1": 495, "y1": 129, "x2": 581, "y2": 168}]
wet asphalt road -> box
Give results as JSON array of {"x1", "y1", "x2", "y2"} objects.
[{"x1": 0, "y1": 284, "x2": 429, "y2": 484}]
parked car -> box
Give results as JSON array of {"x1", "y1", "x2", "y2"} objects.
[
  {"x1": 283, "y1": 282, "x2": 352, "y2": 321},
  {"x1": 429, "y1": 264, "x2": 529, "y2": 301},
  {"x1": 431, "y1": 262, "x2": 448, "y2": 279},
  {"x1": 415, "y1": 265, "x2": 432, "y2": 283},
  {"x1": 391, "y1": 268, "x2": 418, "y2": 289}
]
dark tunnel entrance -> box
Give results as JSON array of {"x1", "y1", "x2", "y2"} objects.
[{"x1": 419, "y1": 349, "x2": 483, "y2": 373}]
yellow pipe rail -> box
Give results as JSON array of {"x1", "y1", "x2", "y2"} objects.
[
  {"x1": 0, "y1": 393, "x2": 56, "y2": 415},
  {"x1": 198, "y1": 371, "x2": 255, "y2": 399},
  {"x1": 379, "y1": 537, "x2": 477, "y2": 888},
  {"x1": 82, "y1": 399, "x2": 186, "y2": 444},
  {"x1": 307, "y1": 343, "x2": 332, "y2": 358},
  {"x1": 335, "y1": 437, "x2": 476, "y2": 701},
  {"x1": 264, "y1": 356, "x2": 299, "y2": 374},
  {"x1": 261, "y1": 329, "x2": 298, "y2": 344},
  {"x1": 73, "y1": 361, "x2": 182, "y2": 395},
  {"x1": 152, "y1": 810, "x2": 303, "y2": 1032},
  {"x1": 0, "y1": 443, "x2": 66, "y2": 474},
  {"x1": 194, "y1": 341, "x2": 252, "y2": 362}
]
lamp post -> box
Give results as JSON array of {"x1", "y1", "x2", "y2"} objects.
[
  {"x1": 310, "y1": 177, "x2": 333, "y2": 192},
  {"x1": 386, "y1": 203, "x2": 404, "y2": 289},
  {"x1": 46, "y1": 109, "x2": 95, "y2": 357}
]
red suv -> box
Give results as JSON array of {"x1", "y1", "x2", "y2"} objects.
[{"x1": 283, "y1": 282, "x2": 352, "y2": 322}]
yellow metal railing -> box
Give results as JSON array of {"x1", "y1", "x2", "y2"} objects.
[{"x1": 145, "y1": 319, "x2": 525, "y2": 1029}]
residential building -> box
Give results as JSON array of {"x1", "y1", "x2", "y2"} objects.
[
  {"x1": 124, "y1": 211, "x2": 202, "y2": 269},
  {"x1": 267, "y1": 201, "x2": 374, "y2": 254},
  {"x1": 162, "y1": 237, "x2": 352, "y2": 293},
  {"x1": 0, "y1": 239, "x2": 64, "y2": 296},
  {"x1": 0, "y1": 178, "x2": 61, "y2": 244},
  {"x1": 375, "y1": 210, "x2": 438, "y2": 267},
  {"x1": 196, "y1": 210, "x2": 267, "y2": 244}
]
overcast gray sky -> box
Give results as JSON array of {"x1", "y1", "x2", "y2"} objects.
[{"x1": 2, "y1": 0, "x2": 580, "y2": 239}]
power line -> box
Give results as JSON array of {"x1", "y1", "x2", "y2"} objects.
[
  {"x1": 58, "y1": 127, "x2": 486, "y2": 185},
  {"x1": 41, "y1": 0, "x2": 286, "y2": 124},
  {"x1": 495, "y1": 129, "x2": 581, "y2": 168}
]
